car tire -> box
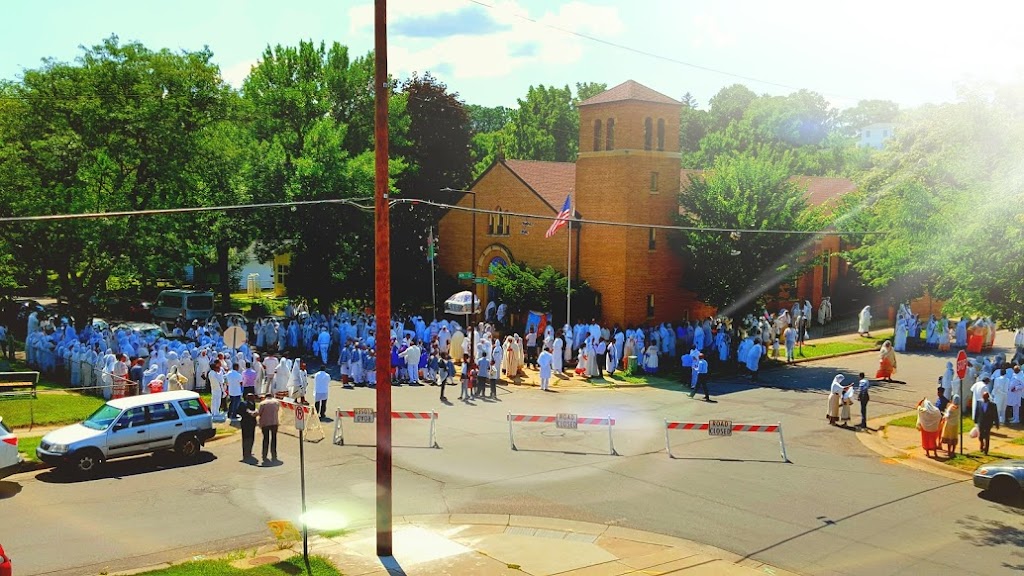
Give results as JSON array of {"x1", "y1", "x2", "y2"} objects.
[
  {"x1": 68, "y1": 449, "x2": 104, "y2": 478},
  {"x1": 991, "y1": 476, "x2": 1021, "y2": 500},
  {"x1": 175, "y1": 434, "x2": 201, "y2": 461}
]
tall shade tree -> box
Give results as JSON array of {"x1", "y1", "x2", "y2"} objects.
[
  {"x1": 241, "y1": 40, "x2": 407, "y2": 306},
  {"x1": 674, "y1": 154, "x2": 811, "y2": 315},
  {"x1": 502, "y1": 84, "x2": 578, "y2": 162},
  {"x1": 392, "y1": 72, "x2": 472, "y2": 310},
  {"x1": 0, "y1": 36, "x2": 231, "y2": 315}
]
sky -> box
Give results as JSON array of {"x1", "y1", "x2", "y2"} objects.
[{"x1": 3, "y1": 0, "x2": 1024, "y2": 110}]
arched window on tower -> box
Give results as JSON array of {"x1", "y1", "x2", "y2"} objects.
[
  {"x1": 657, "y1": 118, "x2": 665, "y2": 151},
  {"x1": 606, "y1": 118, "x2": 615, "y2": 150},
  {"x1": 593, "y1": 119, "x2": 602, "y2": 151},
  {"x1": 644, "y1": 117, "x2": 653, "y2": 150}
]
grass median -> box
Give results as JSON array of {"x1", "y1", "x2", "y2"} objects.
[{"x1": 139, "y1": 555, "x2": 340, "y2": 576}]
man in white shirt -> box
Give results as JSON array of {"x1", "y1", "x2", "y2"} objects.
[
  {"x1": 225, "y1": 363, "x2": 244, "y2": 420},
  {"x1": 313, "y1": 368, "x2": 331, "y2": 419},
  {"x1": 969, "y1": 377, "x2": 990, "y2": 423}
]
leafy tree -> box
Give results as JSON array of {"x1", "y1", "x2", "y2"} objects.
[
  {"x1": 488, "y1": 262, "x2": 598, "y2": 325},
  {"x1": 674, "y1": 154, "x2": 811, "y2": 315},
  {"x1": 241, "y1": 40, "x2": 408, "y2": 307},
  {"x1": 392, "y1": 72, "x2": 472, "y2": 308},
  {"x1": 837, "y1": 99, "x2": 900, "y2": 135},
  {"x1": 707, "y1": 84, "x2": 757, "y2": 131},
  {"x1": 0, "y1": 36, "x2": 231, "y2": 315},
  {"x1": 502, "y1": 84, "x2": 578, "y2": 162},
  {"x1": 574, "y1": 81, "x2": 607, "y2": 102},
  {"x1": 679, "y1": 91, "x2": 709, "y2": 157},
  {"x1": 466, "y1": 104, "x2": 510, "y2": 133}
]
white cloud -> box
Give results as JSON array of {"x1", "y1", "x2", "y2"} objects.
[
  {"x1": 690, "y1": 13, "x2": 735, "y2": 50},
  {"x1": 221, "y1": 58, "x2": 259, "y2": 88},
  {"x1": 346, "y1": 0, "x2": 624, "y2": 82}
]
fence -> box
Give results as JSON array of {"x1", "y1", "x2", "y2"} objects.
[
  {"x1": 507, "y1": 412, "x2": 617, "y2": 455},
  {"x1": 333, "y1": 408, "x2": 438, "y2": 448}
]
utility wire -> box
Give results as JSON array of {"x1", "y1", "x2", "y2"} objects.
[
  {"x1": 0, "y1": 193, "x2": 880, "y2": 236},
  {"x1": 465, "y1": 0, "x2": 856, "y2": 101}
]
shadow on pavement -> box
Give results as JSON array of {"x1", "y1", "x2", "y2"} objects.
[
  {"x1": 35, "y1": 451, "x2": 217, "y2": 484},
  {"x1": 0, "y1": 480, "x2": 23, "y2": 499}
]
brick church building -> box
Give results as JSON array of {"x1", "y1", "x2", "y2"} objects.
[{"x1": 437, "y1": 80, "x2": 864, "y2": 327}]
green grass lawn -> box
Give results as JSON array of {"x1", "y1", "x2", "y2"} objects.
[
  {"x1": 889, "y1": 412, "x2": 975, "y2": 432},
  {"x1": 1, "y1": 391, "x2": 106, "y2": 428},
  {"x1": 16, "y1": 435, "x2": 42, "y2": 462},
  {"x1": 1011, "y1": 436, "x2": 1024, "y2": 446},
  {"x1": 230, "y1": 293, "x2": 287, "y2": 315},
  {"x1": 139, "y1": 555, "x2": 340, "y2": 576},
  {"x1": 943, "y1": 451, "x2": 1015, "y2": 473}
]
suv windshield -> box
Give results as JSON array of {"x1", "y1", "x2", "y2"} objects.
[
  {"x1": 82, "y1": 404, "x2": 123, "y2": 430},
  {"x1": 157, "y1": 294, "x2": 183, "y2": 308}
]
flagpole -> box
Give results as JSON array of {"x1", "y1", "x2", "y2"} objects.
[
  {"x1": 566, "y1": 194, "x2": 573, "y2": 326},
  {"x1": 429, "y1": 226, "x2": 437, "y2": 321}
]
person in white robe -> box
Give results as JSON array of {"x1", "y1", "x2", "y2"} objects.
[
  {"x1": 745, "y1": 339, "x2": 764, "y2": 382},
  {"x1": 858, "y1": 306, "x2": 872, "y2": 336},
  {"x1": 537, "y1": 347, "x2": 553, "y2": 391},
  {"x1": 606, "y1": 338, "x2": 619, "y2": 375},
  {"x1": 992, "y1": 367, "x2": 1010, "y2": 425},
  {"x1": 643, "y1": 343, "x2": 659, "y2": 374},
  {"x1": 893, "y1": 313, "x2": 908, "y2": 352},
  {"x1": 955, "y1": 317, "x2": 968, "y2": 348},
  {"x1": 552, "y1": 334, "x2": 564, "y2": 373},
  {"x1": 274, "y1": 358, "x2": 292, "y2": 395}
]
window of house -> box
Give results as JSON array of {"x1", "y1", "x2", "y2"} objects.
[
  {"x1": 593, "y1": 119, "x2": 602, "y2": 151},
  {"x1": 657, "y1": 118, "x2": 665, "y2": 151},
  {"x1": 644, "y1": 117, "x2": 653, "y2": 150},
  {"x1": 647, "y1": 294, "x2": 655, "y2": 318},
  {"x1": 648, "y1": 228, "x2": 656, "y2": 250},
  {"x1": 501, "y1": 211, "x2": 510, "y2": 235},
  {"x1": 606, "y1": 118, "x2": 615, "y2": 150},
  {"x1": 488, "y1": 212, "x2": 496, "y2": 235},
  {"x1": 489, "y1": 208, "x2": 509, "y2": 236},
  {"x1": 649, "y1": 171, "x2": 659, "y2": 193}
]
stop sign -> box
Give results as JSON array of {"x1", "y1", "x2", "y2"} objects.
[{"x1": 955, "y1": 350, "x2": 968, "y2": 379}]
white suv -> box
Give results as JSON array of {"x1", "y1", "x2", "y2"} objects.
[
  {"x1": 0, "y1": 417, "x2": 22, "y2": 479},
  {"x1": 36, "y1": 390, "x2": 215, "y2": 476}
]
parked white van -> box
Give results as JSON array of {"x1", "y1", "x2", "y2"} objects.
[
  {"x1": 151, "y1": 289, "x2": 215, "y2": 322},
  {"x1": 36, "y1": 390, "x2": 215, "y2": 476}
]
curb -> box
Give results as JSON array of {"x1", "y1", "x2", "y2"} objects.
[{"x1": 854, "y1": 417, "x2": 973, "y2": 481}]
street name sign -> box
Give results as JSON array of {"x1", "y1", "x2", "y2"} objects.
[{"x1": 457, "y1": 272, "x2": 473, "y2": 280}]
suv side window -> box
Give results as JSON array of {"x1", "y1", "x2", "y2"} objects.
[
  {"x1": 177, "y1": 399, "x2": 205, "y2": 417},
  {"x1": 147, "y1": 402, "x2": 181, "y2": 423},
  {"x1": 117, "y1": 407, "x2": 147, "y2": 428}
]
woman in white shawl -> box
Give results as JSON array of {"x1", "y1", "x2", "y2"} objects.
[
  {"x1": 289, "y1": 360, "x2": 307, "y2": 402},
  {"x1": 858, "y1": 306, "x2": 872, "y2": 337},
  {"x1": 179, "y1": 350, "x2": 195, "y2": 390},
  {"x1": 502, "y1": 336, "x2": 520, "y2": 380},
  {"x1": 840, "y1": 383, "x2": 855, "y2": 426},
  {"x1": 643, "y1": 342, "x2": 659, "y2": 374},
  {"x1": 937, "y1": 315, "x2": 951, "y2": 352},
  {"x1": 940, "y1": 361, "x2": 954, "y2": 400},
  {"x1": 893, "y1": 313, "x2": 908, "y2": 352},
  {"x1": 826, "y1": 374, "x2": 847, "y2": 425},
  {"x1": 274, "y1": 358, "x2": 292, "y2": 395}
]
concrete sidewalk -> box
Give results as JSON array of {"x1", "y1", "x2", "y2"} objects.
[
  {"x1": 296, "y1": 514, "x2": 800, "y2": 576},
  {"x1": 857, "y1": 412, "x2": 1024, "y2": 480}
]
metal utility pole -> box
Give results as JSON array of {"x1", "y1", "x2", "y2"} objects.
[{"x1": 373, "y1": 0, "x2": 393, "y2": 558}]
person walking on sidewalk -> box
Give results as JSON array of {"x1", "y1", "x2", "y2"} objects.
[
  {"x1": 857, "y1": 373, "x2": 870, "y2": 428},
  {"x1": 257, "y1": 394, "x2": 281, "y2": 464},
  {"x1": 940, "y1": 394, "x2": 960, "y2": 458},
  {"x1": 689, "y1": 353, "x2": 710, "y2": 401},
  {"x1": 538, "y1": 346, "x2": 553, "y2": 391},
  {"x1": 977, "y1": 391, "x2": 999, "y2": 455}
]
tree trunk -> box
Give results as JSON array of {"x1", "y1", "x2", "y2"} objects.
[{"x1": 217, "y1": 240, "x2": 231, "y2": 312}]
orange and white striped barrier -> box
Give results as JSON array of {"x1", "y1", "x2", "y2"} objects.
[
  {"x1": 507, "y1": 412, "x2": 617, "y2": 455},
  {"x1": 333, "y1": 408, "x2": 438, "y2": 448},
  {"x1": 279, "y1": 398, "x2": 325, "y2": 443},
  {"x1": 664, "y1": 419, "x2": 788, "y2": 462}
]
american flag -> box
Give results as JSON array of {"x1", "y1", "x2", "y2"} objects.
[{"x1": 545, "y1": 194, "x2": 572, "y2": 238}]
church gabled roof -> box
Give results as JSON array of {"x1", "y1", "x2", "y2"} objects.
[
  {"x1": 502, "y1": 159, "x2": 576, "y2": 212},
  {"x1": 578, "y1": 80, "x2": 681, "y2": 107}
]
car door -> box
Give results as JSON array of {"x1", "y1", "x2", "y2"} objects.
[
  {"x1": 145, "y1": 401, "x2": 183, "y2": 450},
  {"x1": 107, "y1": 407, "x2": 150, "y2": 457}
]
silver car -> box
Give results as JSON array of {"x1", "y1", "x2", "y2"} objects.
[{"x1": 973, "y1": 460, "x2": 1024, "y2": 498}]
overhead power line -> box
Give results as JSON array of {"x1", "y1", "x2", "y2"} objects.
[
  {"x1": 465, "y1": 0, "x2": 857, "y2": 101},
  {"x1": 0, "y1": 195, "x2": 882, "y2": 236}
]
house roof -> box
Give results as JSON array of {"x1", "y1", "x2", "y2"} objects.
[
  {"x1": 679, "y1": 169, "x2": 855, "y2": 207},
  {"x1": 790, "y1": 175, "x2": 857, "y2": 207},
  {"x1": 502, "y1": 159, "x2": 576, "y2": 212},
  {"x1": 578, "y1": 80, "x2": 681, "y2": 107}
]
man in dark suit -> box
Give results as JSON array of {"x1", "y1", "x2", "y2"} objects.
[{"x1": 977, "y1": 391, "x2": 1000, "y2": 455}]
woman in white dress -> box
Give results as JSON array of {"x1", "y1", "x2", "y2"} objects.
[{"x1": 643, "y1": 343, "x2": 659, "y2": 374}]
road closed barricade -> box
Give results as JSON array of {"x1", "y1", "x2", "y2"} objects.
[
  {"x1": 333, "y1": 408, "x2": 438, "y2": 448},
  {"x1": 664, "y1": 419, "x2": 788, "y2": 463},
  {"x1": 507, "y1": 412, "x2": 617, "y2": 455}
]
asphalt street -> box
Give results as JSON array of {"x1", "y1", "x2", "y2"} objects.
[{"x1": 2, "y1": 334, "x2": 1022, "y2": 576}]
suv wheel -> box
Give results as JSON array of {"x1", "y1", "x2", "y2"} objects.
[
  {"x1": 175, "y1": 434, "x2": 201, "y2": 460},
  {"x1": 68, "y1": 449, "x2": 104, "y2": 477}
]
